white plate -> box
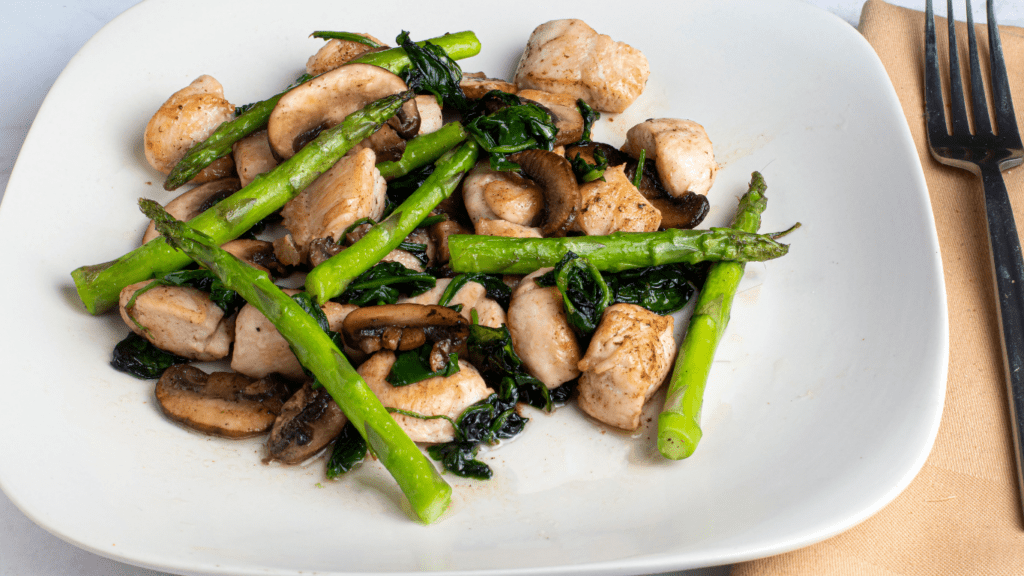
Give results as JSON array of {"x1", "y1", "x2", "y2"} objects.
[{"x1": 0, "y1": 0, "x2": 946, "y2": 574}]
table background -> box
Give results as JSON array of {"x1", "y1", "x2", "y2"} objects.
[{"x1": 2, "y1": 1, "x2": 1022, "y2": 575}]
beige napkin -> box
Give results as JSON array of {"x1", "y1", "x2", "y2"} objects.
[{"x1": 731, "y1": 1, "x2": 1024, "y2": 574}]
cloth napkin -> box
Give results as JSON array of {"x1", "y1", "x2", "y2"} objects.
[{"x1": 731, "y1": 1, "x2": 1024, "y2": 574}]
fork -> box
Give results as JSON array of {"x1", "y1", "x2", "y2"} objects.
[{"x1": 925, "y1": 0, "x2": 1024, "y2": 517}]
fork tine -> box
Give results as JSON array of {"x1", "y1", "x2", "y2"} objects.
[
  {"x1": 925, "y1": 0, "x2": 950, "y2": 139},
  {"x1": 965, "y1": 0, "x2": 993, "y2": 135},
  {"x1": 945, "y1": 0, "x2": 971, "y2": 134},
  {"x1": 987, "y1": 0, "x2": 1022, "y2": 142}
]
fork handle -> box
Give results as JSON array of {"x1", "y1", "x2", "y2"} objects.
[{"x1": 980, "y1": 162, "x2": 1024, "y2": 511}]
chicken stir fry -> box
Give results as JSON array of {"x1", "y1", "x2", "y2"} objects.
[{"x1": 97, "y1": 17, "x2": 765, "y2": 493}]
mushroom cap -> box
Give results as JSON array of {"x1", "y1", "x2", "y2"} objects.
[
  {"x1": 155, "y1": 365, "x2": 291, "y2": 438},
  {"x1": 342, "y1": 304, "x2": 469, "y2": 357},
  {"x1": 265, "y1": 382, "x2": 347, "y2": 464},
  {"x1": 142, "y1": 178, "x2": 241, "y2": 244},
  {"x1": 460, "y1": 71, "x2": 518, "y2": 100},
  {"x1": 266, "y1": 63, "x2": 416, "y2": 159}
]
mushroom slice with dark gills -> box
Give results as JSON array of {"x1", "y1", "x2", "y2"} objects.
[
  {"x1": 507, "y1": 149, "x2": 580, "y2": 237},
  {"x1": 221, "y1": 239, "x2": 288, "y2": 276},
  {"x1": 141, "y1": 178, "x2": 241, "y2": 244},
  {"x1": 232, "y1": 289, "x2": 360, "y2": 380},
  {"x1": 342, "y1": 304, "x2": 469, "y2": 372},
  {"x1": 273, "y1": 147, "x2": 386, "y2": 267},
  {"x1": 265, "y1": 382, "x2": 347, "y2": 464},
  {"x1": 119, "y1": 281, "x2": 234, "y2": 362},
  {"x1": 266, "y1": 63, "x2": 417, "y2": 159},
  {"x1": 358, "y1": 351, "x2": 494, "y2": 443},
  {"x1": 155, "y1": 365, "x2": 290, "y2": 438}
]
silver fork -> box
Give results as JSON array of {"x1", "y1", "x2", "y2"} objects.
[{"x1": 925, "y1": 0, "x2": 1024, "y2": 516}]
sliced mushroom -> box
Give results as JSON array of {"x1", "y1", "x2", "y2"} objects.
[
  {"x1": 267, "y1": 64, "x2": 417, "y2": 159},
  {"x1": 564, "y1": 142, "x2": 710, "y2": 230},
  {"x1": 142, "y1": 178, "x2": 241, "y2": 244},
  {"x1": 221, "y1": 239, "x2": 288, "y2": 276},
  {"x1": 507, "y1": 149, "x2": 579, "y2": 237},
  {"x1": 460, "y1": 71, "x2": 518, "y2": 100},
  {"x1": 517, "y1": 89, "x2": 584, "y2": 146},
  {"x1": 342, "y1": 304, "x2": 469, "y2": 367},
  {"x1": 265, "y1": 382, "x2": 347, "y2": 464},
  {"x1": 413, "y1": 95, "x2": 443, "y2": 135},
  {"x1": 429, "y1": 219, "x2": 472, "y2": 264},
  {"x1": 155, "y1": 365, "x2": 291, "y2": 438}
]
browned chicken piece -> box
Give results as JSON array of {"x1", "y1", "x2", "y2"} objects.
[
  {"x1": 231, "y1": 291, "x2": 359, "y2": 380},
  {"x1": 460, "y1": 71, "x2": 518, "y2": 99},
  {"x1": 143, "y1": 75, "x2": 235, "y2": 183},
  {"x1": 414, "y1": 95, "x2": 444, "y2": 135},
  {"x1": 507, "y1": 269, "x2": 581, "y2": 389},
  {"x1": 118, "y1": 281, "x2": 234, "y2": 362},
  {"x1": 577, "y1": 304, "x2": 676, "y2": 431},
  {"x1": 305, "y1": 33, "x2": 387, "y2": 76},
  {"x1": 275, "y1": 147, "x2": 386, "y2": 266},
  {"x1": 514, "y1": 19, "x2": 650, "y2": 114},
  {"x1": 463, "y1": 162, "x2": 544, "y2": 238},
  {"x1": 399, "y1": 278, "x2": 507, "y2": 329},
  {"x1": 576, "y1": 164, "x2": 661, "y2": 235},
  {"x1": 358, "y1": 351, "x2": 494, "y2": 443},
  {"x1": 231, "y1": 129, "x2": 277, "y2": 188},
  {"x1": 621, "y1": 119, "x2": 719, "y2": 197}
]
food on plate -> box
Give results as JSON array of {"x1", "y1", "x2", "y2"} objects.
[
  {"x1": 621, "y1": 118, "x2": 719, "y2": 197},
  {"x1": 70, "y1": 22, "x2": 797, "y2": 523}
]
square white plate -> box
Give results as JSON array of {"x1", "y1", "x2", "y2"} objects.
[{"x1": 0, "y1": 0, "x2": 946, "y2": 574}]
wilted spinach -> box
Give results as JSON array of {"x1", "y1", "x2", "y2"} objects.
[
  {"x1": 576, "y1": 98, "x2": 600, "y2": 143},
  {"x1": 110, "y1": 332, "x2": 189, "y2": 379},
  {"x1": 386, "y1": 343, "x2": 460, "y2": 387},
  {"x1": 569, "y1": 148, "x2": 609, "y2": 183},
  {"x1": 464, "y1": 91, "x2": 559, "y2": 171},
  {"x1": 333, "y1": 261, "x2": 435, "y2": 306},
  {"x1": 536, "y1": 252, "x2": 612, "y2": 338},
  {"x1": 396, "y1": 31, "x2": 468, "y2": 111},
  {"x1": 326, "y1": 422, "x2": 368, "y2": 479},
  {"x1": 437, "y1": 273, "x2": 512, "y2": 309}
]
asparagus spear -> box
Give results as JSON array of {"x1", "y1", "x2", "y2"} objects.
[
  {"x1": 305, "y1": 140, "x2": 480, "y2": 303},
  {"x1": 657, "y1": 172, "x2": 770, "y2": 460},
  {"x1": 377, "y1": 121, "x2": 468, "y2": 181},
  {"x1": 139, "y1": 199, "x2": 452, "y2": 523},
  {"x1": 447, "y1": 226, "x2": 789, "y2": 275},
  {"x1": 72, "y1": 91, "x2": 413, "y2": 315},
  {"x1": 164, "y1": 31, "x2": 481, "y2": 189}
]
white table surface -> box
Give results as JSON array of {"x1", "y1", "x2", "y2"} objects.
[{"x1": 2, "y1": 1, "x2": 1022, "y2": 575}]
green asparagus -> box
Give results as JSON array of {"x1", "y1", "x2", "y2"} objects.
[
  {"x1": 72, "y1": 91, "x2": 413, "y2": 315},
  {"x1": 657, "y1": 172, "x2": 770, "y2": 460},
  {"x1": 376, "y1": 122, "x2": 468, "y2": 181},
  {"x1": 163, "y1": 31, "x2": 481, "y2": 189},
  {"x1": 305, "y1": 140, "x2": 480, "y2": 303},
  {"x1": 140, "y1": 199, "x2": 452, "y2": 523},
  {"x1": 447, "y1": 226, "x2": 790, "y2": 275}
]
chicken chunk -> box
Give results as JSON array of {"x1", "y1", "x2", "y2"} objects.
[
  {"x1": 118, "y1": 282, "x2": 234, "y2": 362},
  {"x1": 143, "y1": 75, "x2": 235, "y2": 183},
  {"x1": 576, "y1": 164, "x2": 661, "y2": 235},
  {"x1": 399, "y1": 278, "x2": 507, "y2": 329},
  {"x1": 463, "y1": 162, "x2": 544, "y2": 237},
  {"x1": 506, "y1": 269, "x2": 581, "y2": 389},
  {"x1": 514, "y1": 19, "x2": 649, "y2": 113},
  {"x1": 577, "y1": 304, "x2": 675, "y2": 431},
  {"x1": 232, "y1": 130, "x2": 277, "y2": 188},
  {"x1": 305, "y1": 34, "x2": 387, "y2": 76},
  {"x1": 231, "y1": 293, "x2": 358, "y2": 381},
  {"x1": 460, "y1": 72, "x2": 518, "y2": 99},
  {"x1": 276, "y1": 147, "x2": 386, "y2": 265},
  {"x1": 358, "y1": 351, "x2": 494, "y2": 443},
  {"x1": 621, "y1": 119, "x2": 718, "y2": 197},
  {"x1": 414, "y1": 95, "x2": 444, "y2": 135}
]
